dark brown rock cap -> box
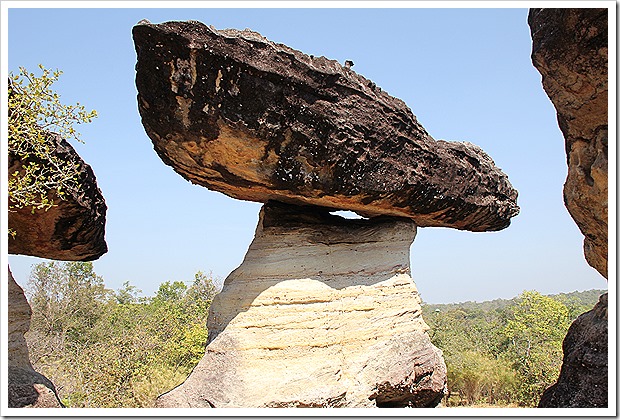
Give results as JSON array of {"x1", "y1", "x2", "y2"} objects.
[
  {"x1": 133, "y1": 19, "x2": 519, "y2": 232},
  {"x1": 8, "y1": 132, "x2": 108, "y2": 261}
]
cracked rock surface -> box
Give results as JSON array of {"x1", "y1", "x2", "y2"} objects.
[
  {"x1": 157, "y1": 201, "x2": 447, "y2": 408},
  {"x1": 133, "y1": 20, "x2": 519, "y2": 232}
]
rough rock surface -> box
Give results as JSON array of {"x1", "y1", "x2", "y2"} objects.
[
  {"x1": 529, "y1": 8, "x2": 608, "y2": 278},
  {"x1": 133, "y1": 20, "x2": 519, "y2": 232},
  {"x1": 157, "y1": 201, "x2": 447, "y2": 408},
  {"x1": 9, "y1": 131, "x2": 107, "y2": 408},
  {"x1": 8, "y1": 268, "x2": 63, "y2": 408},
  {"x1": 8, "y1": 132, "x2": 108, "y2": 261},
  {"x1": 539, "y1": 293, "x2": 608, "y2": 408}
]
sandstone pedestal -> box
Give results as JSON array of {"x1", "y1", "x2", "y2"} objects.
[{"x1": 158, "y1": 202, "x2": 447, "y2": 408}]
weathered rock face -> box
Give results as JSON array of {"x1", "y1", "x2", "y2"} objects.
[
  {"x1": 133, "y1": 20, "x2": 519, "y2": 232},
  {"x1": 539, "y1": 293, "x2": 608, "y2": 408},
  {"x1": 157, "y1": 201, "x2": 447, "y2": 408},
  {"x1": 8, "y1": 268, "x2": 63, "y2": 408},
  {"x1": 529, "y1": 8, "x2": 608, "y2": 278},
  {"x1": 9, "y1": 131, "x2": 107, "y2": 407},
  {"x1": 8, "y1": 132, "x2": 108, "y2": 261},
  {"x1": 529, "y1": 8, "x2": 608, "y2": 408}
]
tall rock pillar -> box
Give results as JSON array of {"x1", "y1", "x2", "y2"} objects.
[{"x1": 158, "y1": 201, "x2": 447, "y2": 407}]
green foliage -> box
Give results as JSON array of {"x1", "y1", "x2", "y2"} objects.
[
  {"x1": 8, "y1": 65, "x2": 97, "y2": 214},
  {"x1": 423, "y1": 289, "x2": 604, "y2": 407},
  {"x1": 446, "y1": 351, "x2": 517, "y2": 406},
  {"x1": 25, "y1": 262, "x2": 217, "y2": 407},
  {"x1": 501, "y1": 291, "x2": 570, "y2": 405}
]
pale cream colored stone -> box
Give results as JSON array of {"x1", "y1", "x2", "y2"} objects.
[{"x1": 158, "y1": 202, "x2": 446, "y2": 408}]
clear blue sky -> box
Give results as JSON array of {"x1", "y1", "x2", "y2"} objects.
[{"x1": 6, "y1": 5, "x2": 607, "y2": 304}]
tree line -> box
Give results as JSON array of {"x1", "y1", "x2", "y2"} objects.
[
  {"x1": 24, "y1": 261, "x2": 218, "y2": 407},
  {"x1": 422, "y1": 289, "x2": 604, "y2": 407},
  {"x1": 22, "y1": 261, "x2": 604, "y2": 408}
]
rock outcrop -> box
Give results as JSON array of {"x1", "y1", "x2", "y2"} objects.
[
  {"x1": 529, "y1": 8, "x2": 608, "y2": 278},
  {"x1": 8, "y1": 268, "x2": 63, "y2": 408},
  {"x1": 8, "y1": 131, "x2": 108, "y2": 407},
  {"x1": 133, "y1": 20, "x2": 519, "y2": 232},
  {"x1": 8, "y1": 132, "x2": 108, "y2": 261},
  {"x1": 157, "y1": 201, "x2": 447, "y2": 408},
  {"x1": 539, "y1": 293, "x2": 608, "y2": 408},
  {"x1": 529, "y1": 8, "x2": 608, "y2": 408}
]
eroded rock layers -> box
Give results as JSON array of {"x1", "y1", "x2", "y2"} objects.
[
  {"x1": 133, "y1": 20, "x2": 519, "y2": 232},
  {"x1": 157, "y1": 202, "x2": 447, "y2": 408},
  {"x1": 539, "y1": 293, "x2": 608, "y2": 408},
  {"x1": 529, "y1": 8, "x2": 608, "y2": 278},
  {"x1": 8, "y1": 132, "x2": 108, "y2": 261}
]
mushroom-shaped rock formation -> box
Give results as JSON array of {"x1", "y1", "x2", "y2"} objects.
[
  {"x1": 529, "y1": 8, "x2": 608, "y2": 407},
  {"x1": 133, "y1": 20, "x2": 519, "y2": 408},
  {"x1": 158, "y1": 201, "x2": 447, "y2": 408},
  {"x1": 133, "y1": 19, "x2": 519, "y2": 232},
  {"x1": 8, "y1": 132, "x2": 108, "y2": 407}
]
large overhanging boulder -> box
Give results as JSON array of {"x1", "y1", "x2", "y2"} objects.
[
  {"x1": 529, "y1": 8, "x2": 608, "y2": 279},
  {"x1": 8, "y1": 132, "x2": 108, "y2": 261},
  {"x1": 133, "y1": 20, "x2": 519, "y2": 232}
]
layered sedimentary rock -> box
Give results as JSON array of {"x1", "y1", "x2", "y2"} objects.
[
  {"x1": 133, "y1": 20, "x2": 519, "y2": 232},
  {"x1": 539, "y1": 293, "x2": 608, "y2": 407},
  {"x1": 529, "y1": 8, "x2": 608, "y2": 408},
  {"x1": 158, "y1": 201, "x2": 447, "y2": 408},
  {"x1": 8, "y1": 132, "x2": 108, "y2": 261},
  {"x1": 529, "y1": 8, "x2": 608, "y2": 278},
  {"x1": 8, "y1": 268, "x2": 63, "y2": 408}
]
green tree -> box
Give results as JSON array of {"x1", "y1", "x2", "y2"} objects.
[
  {"x1": 25, "y1": 263, "x2": 219, "y2": 407},
  {"x1": 115, "y1": 281, "x2": 143, "y2": 305},
  {"x1": 27, "y1": 261, "x2": 110, "y2": 341},
  {"x1": 8, "y1": 65, "x2": 97, "y2": 215},
  {"x1": 446, "y1": 351, "x2": 516, "y2": 406},
  {"x1": 153, "y1": 280, "x2": 187, "y2": 303},
  {"x1": 502, "y1": 291, "x2": 570, "y2": 406}
]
